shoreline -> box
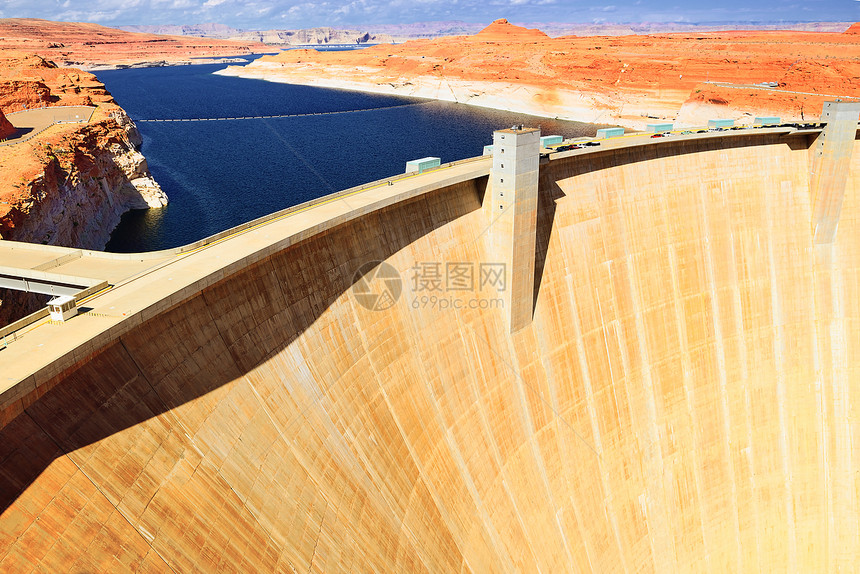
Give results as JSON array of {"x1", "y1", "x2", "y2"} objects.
[
  {"x1": 214, "y1": 61, "x2": 825, "y2": 130},
  {"x1": 77, "y1": 53, "x2": 276, "y2": 71},
  {"x1": 214, "y1": 63, "x2": 680, "y2": 130},
  {"x1": 70, "y1": 45, "x2": 375, "y2": 72}
]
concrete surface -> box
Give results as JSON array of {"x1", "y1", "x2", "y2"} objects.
[
  {"x1": 490, "y1": 126, "x2": 540, "y2": 332},
  {"x1": 810, "y1": 101, "x2": 860, "y2": 243},
  {"x1": 0, "y1": 126, "x2": 858, "y2": 572}
]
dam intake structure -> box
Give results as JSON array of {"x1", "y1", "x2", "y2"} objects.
[{"x1": 0, "y1": 104, "x2": 859, "y2": 572}]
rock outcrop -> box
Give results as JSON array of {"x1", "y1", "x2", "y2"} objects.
[
  {"x1": 468, "y1": 18, "x2": 549, "y2": 42},
  {"x1": 0, "y1": 108, "x2": 13, "y2": 139},
  {"x1": 0, "y1": 51, "x2": 167, "y2": 325},
  {"x1": 0, "y1": 110, "x2": 167, "y2": 244}
]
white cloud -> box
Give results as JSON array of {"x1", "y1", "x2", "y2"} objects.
[{"x1": 1, "y1": 0, "x2": 857, "y2": 30}]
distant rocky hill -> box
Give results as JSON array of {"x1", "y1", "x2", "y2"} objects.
[
  {"x1": 121, "y1": 20, "x2": 855, "y2": 45},
  {"x1": 120, "y1": 24, "x2": 393, "y2": 45},
  {"x1": 218, "y1": 18, "x2": 860, "y2": 130},
  {"x1": 365, "y1": 19, "x2": 854, "y2": 39}
]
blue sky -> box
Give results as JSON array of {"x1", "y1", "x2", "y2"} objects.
[{"x1": 0, "y1": 0, "x2": 856, "y2": 29}]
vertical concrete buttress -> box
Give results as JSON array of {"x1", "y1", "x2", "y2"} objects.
[
  {"x1": 810, "y1": 101, "x2": 860, "y2": 244},
  {"x1": 490, "y1": 127, "x2": 541, "y2": 332}
]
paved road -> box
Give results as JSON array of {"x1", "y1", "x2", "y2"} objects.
[{"x1": 0, "y1": 106, "x2": 96, "y2": 146}]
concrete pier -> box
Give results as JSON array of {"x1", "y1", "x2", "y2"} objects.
[
  {"x1": 490, "y1": 126, "x2": 541, "y2": 332},
  {"x1": 810, "y1": 101, "x2": 860, "y2": 243}
]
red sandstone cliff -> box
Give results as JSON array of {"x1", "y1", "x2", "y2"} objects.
[
  {"x1": 0, "y1": 51, "x2": 166, "y2": 242},
  {"x1": 0, "y1": 51, "x2": 167, "y2": 324}
]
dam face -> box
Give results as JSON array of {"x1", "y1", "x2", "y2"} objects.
[{"x1": 1, "y1": 130, "x2": 859, "y2": 572}]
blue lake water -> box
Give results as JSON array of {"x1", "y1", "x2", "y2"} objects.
[{"x1": 97, "y1": 60, "x2": 610, "y2": 252}]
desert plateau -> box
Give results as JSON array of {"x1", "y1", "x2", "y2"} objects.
[
  {"x1": 0, "y1": 18, "x2": 266, "y2": 69},
  {"x1": 220, "y1": 19, "x2": 860, "y2": 128}
]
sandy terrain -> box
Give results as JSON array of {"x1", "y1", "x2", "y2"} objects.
[{"x1": 218, "y1": 18, "x2": 860, "y2": 128}]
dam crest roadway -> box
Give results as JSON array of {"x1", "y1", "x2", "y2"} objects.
[{"x1": 0, "y1": 111, "x2": 859, "y2": 573}]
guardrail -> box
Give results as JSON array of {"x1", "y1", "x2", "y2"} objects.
[
  {"x1": 544, "y1": 121, "x2": 832, "y2": 155},
  {"x1": 173, "y1": 154, "x2": 490, "y2": 254}
]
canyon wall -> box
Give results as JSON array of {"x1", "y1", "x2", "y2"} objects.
[
  {"x1": 1, "y1": 131, "x2": 858, "y2": 572},
  {"x1": 0, "y1": 52, "x2": 167, "y2": 324},
  {"x1": 0, "y1": 109, "x2": 166, "y2": 246},
  {"x1": 120, "y1": 23, "x2": 394, "y2": 46}
]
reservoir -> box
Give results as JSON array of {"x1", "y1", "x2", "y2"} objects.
[{"x1": 97, "y1": 60, "x2": 610, "y2": 252}]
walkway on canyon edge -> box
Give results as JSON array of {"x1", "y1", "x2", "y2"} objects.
[{"x1": 0, "y1": 106, "x2": 95, "y2": 147}]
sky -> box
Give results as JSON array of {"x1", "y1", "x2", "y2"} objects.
[{"x1": 0, "y1": 0, "x2": 856, "y2": 30}]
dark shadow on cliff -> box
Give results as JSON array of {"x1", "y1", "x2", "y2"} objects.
[
  {"x1": 0, "y1": 289, "x2": 48, "y2": 329},
  {"x1": 0, "y1": 177, "x2": 488, "y2": 515},
  {"x1": 4, "y1": 126, "x2": 33, "y2": 141}
]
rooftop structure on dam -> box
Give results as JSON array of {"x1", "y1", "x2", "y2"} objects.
[{"x1": 0, "y1": 104, "x2": 859, "y2": 572}]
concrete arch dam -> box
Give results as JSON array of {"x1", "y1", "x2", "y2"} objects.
[{"x1": 0, "y1": 126, "x2": 858, "y2": 572}]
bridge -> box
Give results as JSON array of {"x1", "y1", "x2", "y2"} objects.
[{"x1": 0, "y1": 106, "x2": 858, "y2": 573}]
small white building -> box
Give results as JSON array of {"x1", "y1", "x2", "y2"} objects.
[
  {"x1": 48, "y1": 295, "x2": 77, "y2": 322},
  {"x1": 405, "y1": 157, "x2": 441, "y2": 174}
]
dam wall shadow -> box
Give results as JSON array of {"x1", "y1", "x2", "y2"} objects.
[
  {"x1": 0, "y1": 178, "x2": 491, "y2": 573},
  {"x1": 1, "y1": 133, "x2": 860, "y2": 572}
]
